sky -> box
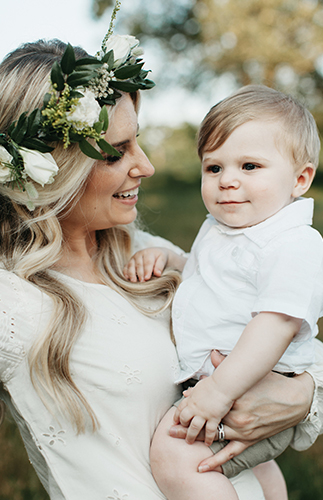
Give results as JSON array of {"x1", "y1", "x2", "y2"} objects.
[{"x1": 0, "y1": 0, "x2": 229, "y2": 127}]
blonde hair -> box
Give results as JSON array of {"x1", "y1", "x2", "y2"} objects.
[
  {"x1": 0, "y1": 40, "x2": 180, "y2": 432},
  {"x1": 198, "y1": 84, "x2": 321, "y2": 170}
]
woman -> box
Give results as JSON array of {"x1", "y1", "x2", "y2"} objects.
[{"x1": 0, "y1": 36, "x2": 322, "y2": 500}]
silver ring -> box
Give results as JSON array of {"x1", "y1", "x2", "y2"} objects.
[{"x1": 217, "y1": 422, "x2": 225, "y2": 442}]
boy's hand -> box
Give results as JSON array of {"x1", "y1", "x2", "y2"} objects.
[
  {"x1": 173, "y1": 375, "x2": 234, "y2": 446},
  {"x1": 123, "y1": 248, "x2": 169, "y2": 282},
  {"x1": 123, "y1": 247, "x2": 187, "y2": 282}
]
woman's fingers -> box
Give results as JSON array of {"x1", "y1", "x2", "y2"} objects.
[{"x1": 198, "y1": 440, "x2": 249, "y2": 473}]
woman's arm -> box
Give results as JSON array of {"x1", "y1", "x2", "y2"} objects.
[
  {"x1": 291, "y1": 337, "x2": 323, "y2": 450},
  {"x1": 169, "y1": 349, "x2": 317, "y2": 470},
  {"x1": 174, "y1": 312, "x2": 302, "y2": 445}
]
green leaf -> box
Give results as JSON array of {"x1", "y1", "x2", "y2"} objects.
[
  {"x1": 43, "y1": 92, "x2": 52, "y2": 108},
  {"x1": 98, "y1": 139, "x2": 121, "y2": 157},
  {"x1": 27, "y1": 109, "x2": 42, "y2": 136},
  {"x1": 79, "y1": 139, "x2": 104, "y2": 160},
  {"x1": 74, "y1": 63, "x2": 101, "y2": 73},
  {"x1": 101, "y1": 50, "x2": 114, "y2": 69},
  {"x1": 66, "y1": 71, "x2": 97, "y2": 88},
  {"x1": 110, "y1": 81, "x2": 140, "y2": 92},
  {"x1": 51, "y1": 61, "x2": 65, "y2": 91},
  {"x1": 21, "y1": 138, "x2": 54, "y2": 153},
  {"x1": 99, "y1": 105, "x2": 109, "y2": 131},
  {"x1": 75, "y1": 56, "x2": 101, "y2": 67},
  {"x1": 136, "y1": 78, "x2": 156, "y2": 90},
  {"x1": 114, "y1": 63, "x2": 143, "y2": 80},
  {"x1": 60, "y1": 43, "x2": 76, "y2": 75},
  {"x1": 10, "y1": 113, "x2": 28, "y2": 143},
  {"x1": 69, "y1": 90, "x2": 85, "y2": 99},
  {"x1": 94, "y1": 122, "x2": 103, "y2": 134}
]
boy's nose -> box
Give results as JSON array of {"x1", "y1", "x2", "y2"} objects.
[{"x1": 219, "y1": 170, "x2": 240, "y2": 189}]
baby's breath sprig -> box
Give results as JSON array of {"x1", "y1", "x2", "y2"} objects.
[{"x1": 100, "y1": 0, "x2": 122, "y2": 54}]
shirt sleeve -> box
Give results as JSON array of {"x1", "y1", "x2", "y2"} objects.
[
  {"x1": 252, "y1": 227, "x2": 323, "y2": 339},
  {"x1": 291, "y1": 338, "x2": 323, "y2": 450}
]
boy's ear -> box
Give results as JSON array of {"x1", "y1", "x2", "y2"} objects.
[{"x1": 292, "y1": 163, "x2": 316, "y2": 198}]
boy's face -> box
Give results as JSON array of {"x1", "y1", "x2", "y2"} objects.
[{"x1": 201, "y1": 119, "x2": 306, "y2": 229}]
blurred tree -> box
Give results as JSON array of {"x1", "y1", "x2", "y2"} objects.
[{"x1": 92, "y1": 0, "x2": 323, "y2": 122}]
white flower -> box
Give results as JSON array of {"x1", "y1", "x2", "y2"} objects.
[
  {"x1": 0, "y1": 146, "x2": 14, "y2": 183},
  {"x1": 19, "y1": 148, "x2": 59, "y2": 187},
  {"x1": 66, "y1": 89, "x2": 101, "y2": 130},
  {"x1": 103, "y1": 35, "x2": 140, "y2": 68}
]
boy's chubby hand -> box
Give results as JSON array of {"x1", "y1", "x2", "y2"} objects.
[
  {"x1": 173, "y1": 375, "x2": 234, "y2": 446},
  {"x1": 123, "y1": 247, "x2": 187, "y2": 282},
  {"x1": 123, "y1": 247, "x2": 169, "y2": 282}
]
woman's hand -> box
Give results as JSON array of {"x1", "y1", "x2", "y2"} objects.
[{"x1": 169, "y1": 350, "x2": 314, "y2": 471}]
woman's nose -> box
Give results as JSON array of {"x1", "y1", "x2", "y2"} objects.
[{"x1": 129, "y1": 145, "x2": 155, "y2": 178}]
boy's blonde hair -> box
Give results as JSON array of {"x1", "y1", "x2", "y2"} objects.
[{"x1": 198, "y1": 84, "x2": 320, "y2": 170}]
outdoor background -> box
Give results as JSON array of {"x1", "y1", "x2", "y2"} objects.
[{"x1": 1, "y1": 0, "x2": 323, "y2": 498}]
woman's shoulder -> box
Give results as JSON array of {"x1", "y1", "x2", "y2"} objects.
[{"x1": 132, "y1": 228, "x2": 187, "y2": 256}]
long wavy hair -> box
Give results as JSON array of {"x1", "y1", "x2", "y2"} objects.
[{"x1": 0, "y1": 40, "x2": 180, "y2": 432}]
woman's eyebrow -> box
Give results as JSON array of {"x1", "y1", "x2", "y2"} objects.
[{"x1": 111, "y1": 139, "x2": 130, "y2": 148}]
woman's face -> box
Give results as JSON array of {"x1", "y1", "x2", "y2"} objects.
[{"x1": 60, "y1": 95, "x2": 154, "y2": 238}]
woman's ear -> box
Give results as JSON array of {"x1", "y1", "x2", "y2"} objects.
[{"x1": 292, "y1": 163, "x2": 316, "y2": 198}]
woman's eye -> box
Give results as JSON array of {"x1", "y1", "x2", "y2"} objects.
[
  {"x1": 243, "y1": 162, "x2": 259, "y2": 171},
  {"x1": 104, "y1": 151, "x2": 123, "y2": 163},
  {"x1": 207, "y1": 165, "x2": 221, "y2": 174}
]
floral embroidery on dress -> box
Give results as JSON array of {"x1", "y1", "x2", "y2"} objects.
[
  {"x1": 120, "y1": 365, "x2": 141, "y2": 384},
  {"x1": 0, "y1": 308, "x2": 26, "y2": 383},
  {"x1": 42, "y1": 426, "x2": 66, "y2": 446},
  {"x1": 111, "y1": 314, "x2": 128, "y2": 326},
  {"x1": 108, "y1": 433, "x2": 122, "y2": 446},
  {"x1": 171, "y1": 357, "x2": 180, "y2": 377},
  {"x1": 107, "y1": 489, "x2": 129, "y2": 500}
]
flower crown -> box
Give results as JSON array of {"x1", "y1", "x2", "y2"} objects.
[{"x1": 0, "y1": 1, "x2": 154, "y2": 208}]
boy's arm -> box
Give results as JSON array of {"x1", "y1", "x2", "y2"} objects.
[
  {"x1": 124, "y1": 247, "x2": 187, "y2": 282},
  {"x1": 174, "y1": 311, "x2": 302, "y2": 446}
]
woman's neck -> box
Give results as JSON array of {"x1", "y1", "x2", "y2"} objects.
[{"x1": 53, "y1": 230, "x2": 103, "y2": 284}]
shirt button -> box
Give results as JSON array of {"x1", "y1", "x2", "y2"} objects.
[
  {"x1": 232, "y1": 247, "x2": 238, "y2": 257},
  {"x1": 196, "y1": 264, "x2": 200, "y2": 275},
  {"x1": 173, "y1": 309, "x2": 182, "y2": 319}
]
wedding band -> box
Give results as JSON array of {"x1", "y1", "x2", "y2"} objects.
[{"x1": 217, "y1": 422, "x2": 225, "y2": 442}]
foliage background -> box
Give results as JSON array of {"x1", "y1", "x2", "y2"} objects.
[{"x1": 1, "y1": 0, "x2": 323, "y2": 498}]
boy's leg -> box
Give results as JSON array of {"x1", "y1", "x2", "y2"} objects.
[
  {"x1": 150, "y1": 406, "x2": 239, "y2": 500},
  {"x1": 151, "y1": 406, "x2": 267, "y2": 500},
  {"x1": 209, "y1": 427, "x2": 294, "y2": 478},
  {"x1": 253, "y1": 461, "x2": 288, "y2": 500}
]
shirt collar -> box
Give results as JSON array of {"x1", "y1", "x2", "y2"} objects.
[{"x1": 209, "y1": 197, "x2": 314, "y2": 248}]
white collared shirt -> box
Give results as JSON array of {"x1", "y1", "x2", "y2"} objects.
[{"x1": 173, "y1": 197, "x2": 323, "y2": 382}]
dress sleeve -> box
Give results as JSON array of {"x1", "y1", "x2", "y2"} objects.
[
  {"x1": 131, "y1": 229, "x2": 188, "y2": 256},
  {"x1": 0, "y1": 271, "x2": 26, "y2": 383},
  {"x1": 291, "y1": 338, "x2": 323, "y2": 450}
]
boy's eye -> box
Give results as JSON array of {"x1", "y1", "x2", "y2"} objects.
[
  {"x1": 243, "y1": 163, "x2": 259, "y2": 171},
  {"x1": 207, "y1": 165, "x2": 221, "y2": 174}
]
